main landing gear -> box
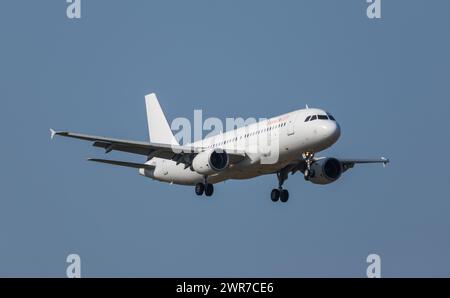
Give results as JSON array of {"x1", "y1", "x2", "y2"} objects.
[
  {"x1": 303, "y1": 152, "x2": 315, "y2": 181},
  {"x1": 195, "y1": 176, "x2": 214, "y2": 197},
  {"x1": 271, "y1": 170, "x2": 289, "y2": 203},
  {"x1": 270, "y1": 152, "x2": 316, "y2": 203}
]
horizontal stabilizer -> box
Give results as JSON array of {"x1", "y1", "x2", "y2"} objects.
[{"x1": 87, "y1": 158, "x2": 155, "y2": 170}]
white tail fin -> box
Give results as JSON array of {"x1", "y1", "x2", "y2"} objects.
[{"x1": 145, "y1": 93, "x2": 179, "y2": 145}]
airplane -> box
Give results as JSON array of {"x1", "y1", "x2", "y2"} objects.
[{"x1": 50, "y1": 93, "x2": 389, "y2": 203}]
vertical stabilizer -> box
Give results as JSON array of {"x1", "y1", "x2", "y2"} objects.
[{"x1": 145, "y1": 93, "x2": 179, "y2": 146}]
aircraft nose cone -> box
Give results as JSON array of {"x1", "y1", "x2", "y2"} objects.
[{"x1": 321, "y1": 121, "x2": 341, "y2": 143}]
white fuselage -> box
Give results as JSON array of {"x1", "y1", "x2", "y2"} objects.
[{"x1": 139, "y1": 108, "x2": 341, "y2": 185}]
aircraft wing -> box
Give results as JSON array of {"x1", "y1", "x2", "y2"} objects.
[
  {"x1": 337, "y1": 158, "x2": 390, "y2": 171},
  {"x1": 50, "y1": 129, "x2": 246, "y2": 166},
  {"x1": 289, "y1": 157, "x2": 389, "y2": 175},
  {"x1": 87, "y1": 158, "x2": 156, "y2": 169}
]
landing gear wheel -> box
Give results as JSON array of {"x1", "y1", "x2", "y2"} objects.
[
  {"x1": 271, "y1": 189, "x2": 280, "y2": 202},
  {"x1": 195, "y1": 183, "x2": 205, "y2": 196},
  {"x1": 304, "y1": 168, "x2": 315, "y2": 181},
  {"x1": 205, "y1": 183, "x2": 214, "y2": 197},
  {"x1": 280, "y1": 189, "x2": 289, "y2": 203}
]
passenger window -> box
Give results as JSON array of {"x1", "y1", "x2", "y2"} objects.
[
  {"x1": 310, "y1": 115, "x2": 317, "y2": 121},
  {"x1": 305, "y1": 116, "x2": 311, "y2": 122}
]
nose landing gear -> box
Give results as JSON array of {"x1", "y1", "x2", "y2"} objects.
[{"x1": 302, "y1": 152, "x2": 315, "y2": 181}]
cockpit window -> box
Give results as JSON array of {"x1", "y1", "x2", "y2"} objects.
[{"x1": 306, "y1": 114, "x2": 335, "y2": 121}]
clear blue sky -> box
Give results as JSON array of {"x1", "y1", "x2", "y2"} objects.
[{"x1": 1, "y1": 0, "x2": 449, "y2": 277}]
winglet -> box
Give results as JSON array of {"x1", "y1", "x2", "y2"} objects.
[
  {"x1": 381, "y1": 157, "x2": 390, "y2": 168},
  {"x1": 50, "y1": 128, "x2": 56, "y2": 140}
]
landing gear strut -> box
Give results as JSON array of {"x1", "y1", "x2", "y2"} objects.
[
  {"x1": 195, "y1": 176, "x2": 214, "y2": 197},
  {"x1": 303, "y1": 152, "x2": 315, "y2": 181},
  {"x1": 271, "y1": 169, "x2": 289, "y2": 203}
]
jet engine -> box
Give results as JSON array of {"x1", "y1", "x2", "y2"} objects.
[
  {"x1": 308, "y1": 158, "x2": 343, "y2": 185},
  {"x1": 192, "y1": 149, "x2": 229, "y2": 175}
]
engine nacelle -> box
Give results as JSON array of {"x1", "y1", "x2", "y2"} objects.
[
  {"x1": 191, "y1": 149, "x2": 229, "y2": 175},
  {"x1": 309, "y1": 158, "x2": 343, "y2": 185}
]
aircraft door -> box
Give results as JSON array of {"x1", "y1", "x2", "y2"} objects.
[{"x1": 287, "y1": 114, "x2": 296, "y2": 136}]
